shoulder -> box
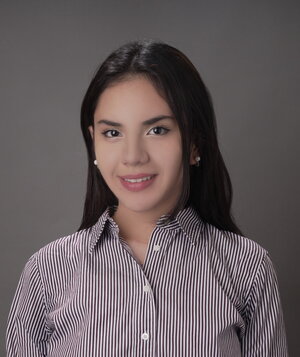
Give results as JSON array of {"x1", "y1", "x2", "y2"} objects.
[
  {"x1": 205, "y1": 222, "x2": 268, "y2": 266},
  {"x1": 27, "y1": 227, "x2": 93, "y2": 268},
  {"x1": 204, "y1": 222, "x2": 270, "y2": 302},
  {"x1": 20, "y1": 228, "x2": 93, "y2": 300}
]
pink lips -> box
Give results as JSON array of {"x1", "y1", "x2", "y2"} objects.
[
  {"x1": 120, "y1": 173, "x2": 156, "y2": 179},
  {"x1": 119, "y1": 174, "x2": 157, "y2": 192}
]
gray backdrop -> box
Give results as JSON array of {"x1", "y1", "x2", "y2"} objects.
[{"x1": 1, "y1": 0, "x2": 299, "y2": 355}]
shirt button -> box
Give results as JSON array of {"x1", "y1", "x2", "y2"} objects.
[
  {"x1": 143, "y1": 285, "x2": 151, "y2": 292},
  {"x1": 141, "y1": 332, "x2": 149, "y2": 340},
  {"x1": 153, "y1": 244, "x2": 160, "y2": 251}
]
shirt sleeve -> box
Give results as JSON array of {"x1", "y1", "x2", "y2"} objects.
[
  {"x1": 241, "y1": 251, "x2": 289, "y2": 356},
  {"x1": 6, "y1": 252, "x2": 49, "y2": 356}
]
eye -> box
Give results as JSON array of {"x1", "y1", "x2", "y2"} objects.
[
  {"x1": 101, "y1": 126, "x2": 170, "y2": 138},
  {"x1": 101, "y1": 129, "x2": 121, "y2": 138},
  {"x1": 148, "y1": 126, "x2": 170, "y2": 135}
]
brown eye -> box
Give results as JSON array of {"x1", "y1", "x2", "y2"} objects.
[
  {"x1": 101, "y1": 130, "x2": 120, "y2": 138},
  {"x1": 148, "y1": 126, "x2": 170, "y2": 135}
]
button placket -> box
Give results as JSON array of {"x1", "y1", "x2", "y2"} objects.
[
  {"x1": 143, "y1": 281, "x2": 153, "y2": 304},
  {"x1": 138, "y1": 230, "x2": 172, "y2": 354},
  {"x1": 140, "y1": 280, "x2": 154, "y2": 350}
]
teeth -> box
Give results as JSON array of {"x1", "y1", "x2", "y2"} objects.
[{"x1": 124, "y1": 175, "x2": 153, "y2": 183}]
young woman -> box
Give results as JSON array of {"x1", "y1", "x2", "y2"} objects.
[{"x1": 6, "y1": 40, "x2": 288, "y2": 356}]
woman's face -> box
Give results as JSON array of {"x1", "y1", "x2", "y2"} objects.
[{"x1": 88, "y1": 76, "x2": 190, "y2": 217}]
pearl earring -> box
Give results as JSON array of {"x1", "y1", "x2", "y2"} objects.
[
  {"x1": 195, "y1": 156, "x2": 201, "y2": 167},
  {"x1": 94, "y1": 159, "x2": 97, "y2": 166}
]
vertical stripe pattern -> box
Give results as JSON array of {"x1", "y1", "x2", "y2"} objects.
[{"x1": 6, "y1": 205, "x2": 289, "y2": 356}]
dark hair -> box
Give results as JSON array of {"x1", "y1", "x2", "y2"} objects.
[{"x1": 78, "y1": 39, "x2": 243, "y2": 235}]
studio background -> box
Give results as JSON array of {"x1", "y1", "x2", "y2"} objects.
[{"x1": 1, "y1": 0, "x2": 299, "y2": 355}]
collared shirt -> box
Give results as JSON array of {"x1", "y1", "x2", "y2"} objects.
[{"x1": 6, "y1": 205, "x2": 289, "y2": 356}]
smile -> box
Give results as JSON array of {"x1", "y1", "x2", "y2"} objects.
[
  {"x1": 120, "y1": 175, "x2": 157, "y2": 192},
  {"x1": 123, "y1": 175, "x2": 154, "y2": 183}
]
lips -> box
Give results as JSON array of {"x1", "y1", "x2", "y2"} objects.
[
  {"x1": 120, "y1": 173, "x2": 156, "y2": 180},
  {"x1": 119, "y1": 174, "x2": 157, "y2": 192}
]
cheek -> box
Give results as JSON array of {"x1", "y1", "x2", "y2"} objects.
[
  {"x1": 153, "y1": 145, "x2": 182, "y2": 178},
  {"x1": 94, "y1": 141, "x2": 118, "y2": 163},
  {"x1": 157, "y1": 139, "x2": 182, "y2": 164},
  {"x1": 98, "y1": 158, "x2": 116, "y2": 175},
  {"x1": 95, "y1": 148, "x2": 116, "y2": 176},
  {"x1": 152, "y1": 132, "x2": 182, "y2": 155}
]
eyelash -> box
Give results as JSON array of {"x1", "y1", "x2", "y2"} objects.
[{"x1": 101, "y1": 126, "x2": 170, "y2": 138}]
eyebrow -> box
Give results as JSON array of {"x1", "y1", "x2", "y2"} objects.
[{"x1": 96, "y1": 115, "x2": 175, "y2": 127}]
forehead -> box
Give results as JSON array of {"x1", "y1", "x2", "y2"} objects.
[{"x1": 94, "y1": 76, "x2": 172, "y2": 117}]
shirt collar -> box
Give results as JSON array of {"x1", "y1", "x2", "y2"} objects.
[{"x1": 88, "y1": 204, "x2": 205, "y2": 254}]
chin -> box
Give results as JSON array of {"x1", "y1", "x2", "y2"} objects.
[{"x1": 118, "y1": 198, "x2": 163, "y2": 213}]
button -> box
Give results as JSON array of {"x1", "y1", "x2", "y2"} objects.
[
  {"x1": 143, "y1": 285, "x2": 150, "y2": 292},
  {"x1": 153, "y1": 244, "x2": 160, "y2": 251},
  {"x1": 141, "y1": 332, "x2": 149, "y2": 340}
]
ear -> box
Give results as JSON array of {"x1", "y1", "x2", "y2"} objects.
[
  {"x1": 189, "y1": 143, "x2": 199, "y2": 165},
  {"x1": 88, "y1": 125, "x2": 94, "y2": 140}
]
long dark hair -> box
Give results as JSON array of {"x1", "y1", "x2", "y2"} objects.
[{"x1": 78, "y1": 39, "x2": 243, "y2": 235}]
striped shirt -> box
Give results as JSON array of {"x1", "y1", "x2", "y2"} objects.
[{"x1": 6, "y1": 205, "x2": 289, "y2": 356}]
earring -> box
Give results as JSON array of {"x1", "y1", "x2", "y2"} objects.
[
  {"x1": 94, "y1": 159, "x2": 97, "y2": 166},
  {"x1": 195, "y1": 156, "x2": 201, "y2": 167}
]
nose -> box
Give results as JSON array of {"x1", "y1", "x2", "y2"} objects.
[{"x1": 122, "y1": 137, "x2": 149, "y2": 166}]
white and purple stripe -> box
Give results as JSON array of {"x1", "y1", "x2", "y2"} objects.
[{"x1": 6, "y1": 205, "x2": 289, "y2": 356}]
